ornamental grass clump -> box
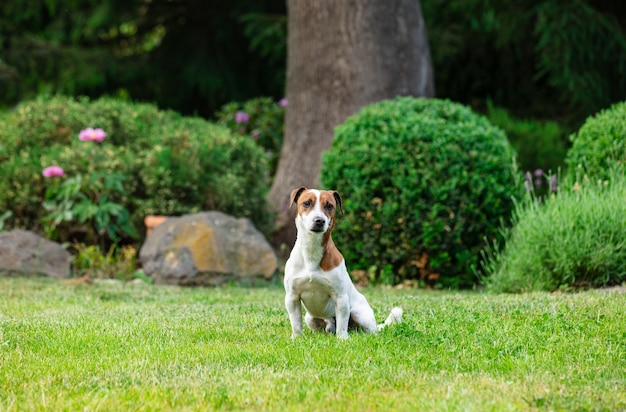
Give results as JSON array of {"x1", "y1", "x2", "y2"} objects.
[
  {"x1": 321, "y1": 97, "x2": 521, "y2": 288},
  {"x1": 482, "y1": 170, "x2": 626, "y2": 293}
]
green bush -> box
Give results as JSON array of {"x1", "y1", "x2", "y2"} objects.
[
  {"x1": 485, "y1": 101, "x2": 568, "y2": 174},
  {"x1": 0, "y1": 95, "x2": 273, "y2": 244},
  {"x1": 72, "y1": 243, "x2": 140, "y2": 281},
  {"x1": 216, "y1": 97, "x2": 285, "y2": 177},
  {"x1": 482, "y1": 172, "x2": 626, "y2": 293},
  {"x1": 565, "y1": 101, "x2": 626, "y2": 182},
  {"x1": 321, "y1": 97, "x2": 521, "y2": 288}
]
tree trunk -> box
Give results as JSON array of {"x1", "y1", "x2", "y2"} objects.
[{"x1": 269, "y1": 0, "x2": 435, "y2": 250}]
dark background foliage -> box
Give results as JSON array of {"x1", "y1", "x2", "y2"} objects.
[
  {"x1": 1, "y1": 0, "x2": 624, "y2": 126},
  {"x1": 422, "y1": 0, "x2": 626, "y2": 123},
  {"x1": 0, "y1": 0, "x2": 286, "y2": 116}
]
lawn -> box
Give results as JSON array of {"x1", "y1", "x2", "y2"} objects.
[{"x1": 0, "y1": 277, "x2": 624, "y2": 411}]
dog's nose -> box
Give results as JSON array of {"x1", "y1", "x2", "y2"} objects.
[{"x1": 312, "y1": 217, "x2": 326, "y2": 231}]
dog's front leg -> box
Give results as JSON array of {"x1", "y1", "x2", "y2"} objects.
[
  {"x1": 334, "y1": 294, "x2": 351, "y2": 339},
  {"x1": 285, "y1": 293, "x2": 303, "y2": 338}
]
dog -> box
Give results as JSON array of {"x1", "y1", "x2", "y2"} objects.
[{"x1": 283, "y1": 187, "x2": 402, "y2": 339}]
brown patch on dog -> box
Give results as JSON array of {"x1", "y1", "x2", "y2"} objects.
[
  {"x1": 289, "y1": 187, "x2": 308, "y2": 209},
  {"x1": 295, "y1": 190, "x2": 318, "y2": 216},
  {"x1": 320, "y1": 235, "x2": 343, "y2": 272},
  {"x1": 318, "y1": 190, "x2": 344, "y2": 272}
]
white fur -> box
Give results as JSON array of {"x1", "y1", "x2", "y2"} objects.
[{"x1": 284, "y1": 189, "x2": 402, "y2": 339}]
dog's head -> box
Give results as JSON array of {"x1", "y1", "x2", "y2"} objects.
[{"x1": 290, "y1": 187, "x2": 343, "y2": 234}]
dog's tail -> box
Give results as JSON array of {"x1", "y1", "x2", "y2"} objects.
[{"x1": 377, "y1": 307, "x2": 403, "y2": 331}]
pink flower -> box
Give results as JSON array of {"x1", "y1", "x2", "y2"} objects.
[
  {"x1": 279, "y1": 98, "x2": 288, "y2": 107},
  {"x1": 235, "y1": 111, "x2": 250, "y2": 124},
  {"x1": 79, "y1": 127, "x2": 107, "y2": 142},
  {"x1": 42, "y1": 166, "x2": 64, "y2": 178}
]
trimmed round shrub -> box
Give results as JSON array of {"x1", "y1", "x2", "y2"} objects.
[
  {"x1": 321, "y1": 97, "x2": 520, "y2": 288},
  {"x1": 0, "y1": 95, "x2": 272, "y2": 243},
  {"x1": 483, "y1": 173, "x2": 626, "y2": 292},
  {"x1": 566, "y1": 101, "x2": 626, "y2": 181}
]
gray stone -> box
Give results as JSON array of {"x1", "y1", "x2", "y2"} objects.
[
  {"x1": 139, "y1": 212, "x2": 278, "y2": 286},
  {"x1": 0, "y1": 229, "x2": 72, "y2": 278}
]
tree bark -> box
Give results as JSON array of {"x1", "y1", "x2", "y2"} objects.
[{"x1": 269, "y1": 0, "x2": 435, "y2": 249}]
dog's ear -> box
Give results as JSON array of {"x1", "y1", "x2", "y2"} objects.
[
  {"x1": 289, "y1": 187, "x2": 307, "y2": 210},
  {"x1": 332, "y1": 191, "x2": 344, "y2": 214}
]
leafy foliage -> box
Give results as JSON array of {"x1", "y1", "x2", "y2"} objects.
[
  {"x1": 485, "y1": 101, "x2": 568, "y2": 174},
  {"x1": 0, "y1": 0, "x2": 286, "y2": 115},
  {"x1": 565, "y1": 100, "x2": 626, "y2": 182},
  {"x1": 482, "y1": 171, "x2": 626, "y2": 292},
  {"x1": 533, "y1": 1, "x2": 626, "y2": 115},
  {"x1": 422, "y1": 0, "x2": 626, "y2": 121},
  {"x1": 3, "y1": 0, "x2": 624, "y2": 130},
  {"x1": 73, "y1": 243, "x2": 140, "y2": 281},
  {"x1": 0, "y1": 95, "x2": 273, "y2": 245},
  {"x1": 0, "y1": 211, "x2": 11, "y2": 232},
  {"x1": 42, "y1": 171, "x2": 137, "y2": 246},
  {"x1": 321, "y1": 97, "x2": 521, "y2": 288},
  {"x1": 215, "y1": 97, "x2": 286, "y2": 177},
  {"x1": 239, "y1": 13, "x2": 287, "y2": 93}
]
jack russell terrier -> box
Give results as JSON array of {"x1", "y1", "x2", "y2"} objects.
[{"x1": 284, "y1": 187, "x2": 402, "y2": 339}]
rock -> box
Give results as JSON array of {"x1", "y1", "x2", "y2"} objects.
[
  {"x1": 139, "y1": 211, "x2": 278, "y2": 286},
  {"x1": 0, "y1": 229, "x2": 72, "y2": 278}
]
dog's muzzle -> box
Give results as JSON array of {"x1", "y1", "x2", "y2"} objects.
[{"x1": 310, "y1": 217, "x2": 326, "y2": 232}]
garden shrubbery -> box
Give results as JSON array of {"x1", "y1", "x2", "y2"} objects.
[
  {"x1": 0, "y1": 95, "x2": 272, "y2": 246},
  {"x1": 321, "y1": 97, "x2": 521, "y2": 288},
  {"x1": 482, "y1": 171, "x2": 626, "y2": 292},
  {"x1": 565, "y1": 100, "x2": 626, "y2": 181},
  {"x1": 485, "y1": 101, "x2": 568, "y2": 175},
  {"x1": 216, "y1": 97, "x2": 286, "y2": 177},
  {"x1": 483, "y1": 101, "x2": 626, "y2": 292}
]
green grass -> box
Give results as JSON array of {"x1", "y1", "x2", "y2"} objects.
[{"x1": 1, "y1": 278, "x2": 624, "y2": 411}]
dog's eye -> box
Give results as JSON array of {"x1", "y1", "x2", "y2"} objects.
[
  {"x1": 302, "y1": 200, "x2": 312, "y2": 208},
  {"x1": 325, "y1": 203, "x2": 334, "y2": 211}
]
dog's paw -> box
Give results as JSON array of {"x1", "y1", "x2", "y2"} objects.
[{"x1": 325, "y1": 318, "x2": 336, "y2": 334}]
